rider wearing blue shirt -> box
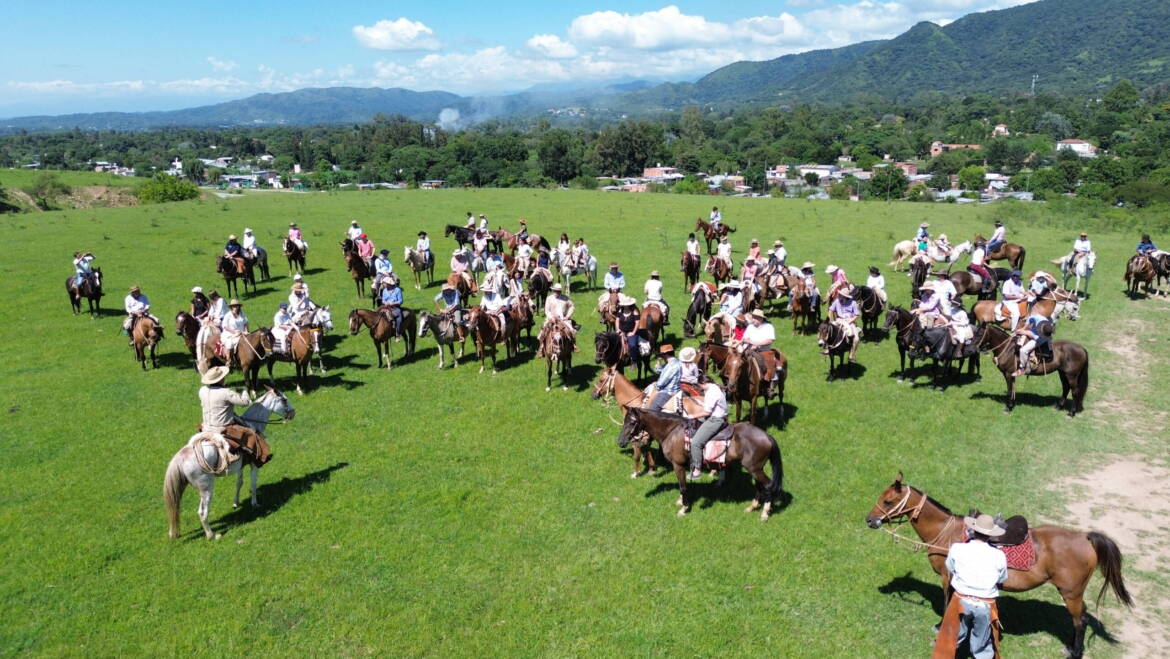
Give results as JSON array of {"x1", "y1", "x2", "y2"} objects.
[
  {"x1": 1137, "y1": 234, "x2": 1157, "y2": 255},
  {"x1": 647, "y1": 345, "x2": 682, "y2": 412},
  {"x1": 379, "y1": 277, "x2": 404, "y2": 337}
]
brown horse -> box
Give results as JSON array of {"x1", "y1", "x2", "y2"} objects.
[
  {"x1": 694, "y1": 218, "x2": 735, "y2": 254},
  {"x1": 705, "y1": 256, "x2": 732, "y2": 285},
  {"x1": 866, "y1": 474, "x2": 1132, "y2": 658},
  {"x1": 974, "y1": 322, "x2": 1088, "y2": 416},
  {"x1": 348, "y1": 307, "x2": 416, "y2": 369},
  {"x1": 975, "y1": 235, "x2": 1026, "y2": 270},
  {"x1": 266, "y1": 327, "x2": 318, "y2": 394},
  {"x1": 446, "y1": 271, "x2": 478, "y2": 302},
  {"x1": 590, "y1": 365, "x2": 705, "y2": 478},
  {"x1": 495, "y1": 228, "x2": 549, "y2": 253},
  {"x1": 788, "y1": 275, "x2": 820, "y2": 335},
  {"x1": 282, "y1": 238, "x2": 306, "y2": 275},
  {"x1": 467, "y1": 305, "x2": 517, "y2": 373},
  {"x1": 683, "y1": 282, "x2": 716, "y2": 338},
  {"x1": 527, "y1": 270, "x2": 551, "y2": 313},
  {"x1": 216, "y1": 255, "x2": 250, "y2": 299},
  {"x1": 175, "y1": 311, "x2": 201, "y2": 364},
  {"x1": 66, "y1": 269, "x2": 103, "y2": 316},
  {"x1": 404, "y1": 247, "x2": 435, "y2": 290},
  {"x1": 341, "y1": 242, "x2": 372, "y2": 299},
  {"x1": 617, "y1": 407, "x2": 784, "y2": 519},
  {"x1": 946, "y1": 270, "x2": 997, "y2": 300},
  {"x1": 509, "y1": 293, "x2": 536, "y2": 346},
  {"x1": 130, "y1": 316, "x2": 163, "y2": 370},
  {"x1": 1124, "y1": 254, "x2": 1157, "y2": 296},
  {"x1": 681, "y1": 251, "x2": 701, "y2": 292},
  {"x1": 541, "y1": 319, "x2": 575, "y2": 391},
  {"x1": 596, "y1": 292, "x2": 620, "y2": 332},
  {"x1": 235, "y1": 329, "x2": 275, "y2": 394},
  {"x1": 971, "y1": 291, "x2": 1080, "y2": 329},
  {"x1": 638, "y1": 304, "x2": 665, "y2": 354},
  {"x1": 909, "y1": 258, "x2": 931, "y2": 299},
  {"x1": 723, "y1": 348, "x2": 786, "y2": 426}
]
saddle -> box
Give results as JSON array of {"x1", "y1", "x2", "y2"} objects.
[
  {"x1": 682, "y1": 419, "x2": 734, "y2": 466},
  {"x1": 222, "y1": 424, "x2": 272, "y2": 466},
  {"x1": 969, "y1": 510, "x2": 1035, "y2": 570},
  {"x1": 994, "y1": 300, "x2": 1026, "y2": 323}
]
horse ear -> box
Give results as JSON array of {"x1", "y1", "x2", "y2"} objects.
[{"x1": 894, "y1": 472, "x2": 904, "y2": 489}]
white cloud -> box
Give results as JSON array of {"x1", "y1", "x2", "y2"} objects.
[
  {"x1": 353, "y1": 18, "x2": 440, "y2": 51},
  {"x1": 569, "y1": 6, "x2": 728, "y2": 50},
  {"x1": 206, "y1": 56, "x2": 237, "y2": 72},
  {"x1": 375, "y1": 47, "x2": 571, "y2": 93},
  {"x1": 526, "y1": 34, "x2": 578, "y2": 59}
]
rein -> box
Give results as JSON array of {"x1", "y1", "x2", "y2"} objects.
[{"x1": 874, "y1": 487, "x2": 956, "y2": 554}]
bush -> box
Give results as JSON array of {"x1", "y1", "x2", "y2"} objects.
[
  {"x1": 569, "y1": 175, "x2": 599, "y2": 190},
  {"x1": 136, "y1": 174, "x2": 200, "y2": 204},
  {"x1": 1076, "y1": 182, "x2": 1114, "y2": 202},
  {"x1": 672, "y1": 175, "x2": 707, "y2": 195},
  {"x1": 1114, "y1": 180, "x2": 1170, "y2": 208}
]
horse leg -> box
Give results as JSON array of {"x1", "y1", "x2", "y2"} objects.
[
  {"x1": 1003, "y1": 371, "x2": 1016, "y2": 414},
  {"x1": 1058, "y1": 370, "x2": 1071, "y2": 412},
  {"x1": 632, "y1": 443, "x2": 643, "y2": 479},
  {"x1": 234, "y1": 467, "x2": 245, "y2": 508},
  {"x1": 745, "y1": 464, "x2": 772, "y2": 520},
  {"x1": 1056, "y1": 587, "x2": 1089, "y2": 659},
  {"x1": 546, "y1": 358, "x2": 553, "y2": 392},
  {"x1": 198, "y1": 480, "x2": 219, "y2": 540},
  {"x1": 675, "y1": 463, "x2": 690, "y2": 516}
]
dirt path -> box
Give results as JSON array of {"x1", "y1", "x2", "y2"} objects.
[{"x1": 1055, "y1": 307, "x2": 1170, "y2": 657}]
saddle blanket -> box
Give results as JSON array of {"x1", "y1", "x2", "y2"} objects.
[
  {"x1": 684, "y1": 437, "x2": 731, "y2": 466},
  {"x1": 998, "y1": 534, "x2": 1037, "y2": 571}
]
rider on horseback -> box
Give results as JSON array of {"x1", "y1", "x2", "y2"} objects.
[
  {"x1": 289, "y1": 283, "x2": 315, "y2": 325},
  {"x1": 1069, "y1": 232, "x2": 1092, "y2": 266},
  {"x1": 748, "y1": 239, "x2": 761, "y2": 261},
  {"x1": 482, "y1": 260, "x2": 506, "y2": 297},
  {"x1": 416, "y1": 231, "x2": 432, "y2": 268},
  {"x1": 535, "y1": 247, "x2": 553, "y2": 283},
  {"x1": 827, "y1": 289, "x2": 861, "y2": 362},
  {"x1": 224, "y1": 235, "x2": 246, "y2": 274},
  {"x1": 914, "y1": 222, "x2": 930, "y2": 244},
  {"x1": 207, "y1": 290, "x2": 227, "y2": 327},
  {"x1": 517, "y1": 218, "x2": 529, "y2": 243},
  {"x1": 601, "y1": 262, "x2": 626, "y2": 314},
  {"x1": 643, "y1": 271, "x2": 670, "y2": 326},
  {"x1": 986, "y1": 220, "x2": 1006, "y2": 254},
  {"x1": 710, "y1": 281, "x2": 744, "y2": 336},
  {"x1": 451, "y1": 249, "x2": 473, "y2": 290},
  {"x1": 716, "y1": 236, "x2": 733, "y2": 270},
  {"x1": 825, "y1": 265, "x2": 850, "y2": 301},
  {"x1": 801, "y1": 262, "x2": 820, "y2": 310},
  {"x1": 123, "y1": 285, "x2": 158, "y2": 341},
  {"x1": 1000, "y1": 270, "x2": 1027, "y2": 328},
  {"x1": 968, "y1": 239, "x2": 994, "y2": 294},
  {"x1": 481, "y1": 288, "x2": 508, "y2": 336},
  {"x1": 516, "y1": 241, "x2": 533, "y2": 276},
  {"x1": 378, "y1": 275, "x2": 405, "y2": 338},
  {"x1": 434, "y1": 282, "x2": 466, "y2": 328},
  {"x1": 220, "y1": 299, "x2": 249, "y2": 360},
  {"x1": 767, "y1": 240, "x2": 787, "y2": 270},
  {"x1": 617, "y1": 295, "x2": 640, "y2": 359},
  {"x1": 272, "y1": 302, "x2": 294, "y2": 354},
  {"x1": 198, "y1": 366, "x2": 269, "y2": 465},
  {"x1": 374, "y1": 249, "x2": 394, "y2": 289},
  {"x1": 355, "y1": 233, "x2": 376, "y2": 272},
  {"x1": 739, "y1": 309, "x2": 780, "y2": 384},
  {"x1": 710, "y1": 206, "x2": 722, "y2": 232},
  {"x1": 687, "y1": 379, "x2": 728, "y2": 482},
  {"x1": 647, "y1": 345, "x2": 682, "y2": 412},
  {"x1": 947, "y1": 301, "x2": 974, "y2": 348},
  {"x1": 346, "y1": 220, "x2": 363, "y2": 241},
  {"x1": 287, "y1": 222, "x2": 307, "y2": 252},
  {"x1": 1012, "y1": 313, "x2": 1054, "y2": 377},
  {"x1": 866, "y1": 266, "x2": 887, "y2": 304},
  {"x1": 912, "y1": 282, "x2": 947, "y2": 326},
  {"x1": 72, "y1": 251, "x2": 95, "y2": 287},
  {"x1": 190, "y1": 286, "x2": 210, "y2": 320},
  {"x1": 241, "y1": 228, "x2": 259, "y2": 260},
  {"x1": 538, "y1": 283, "x2": 576, "y2": 357}
]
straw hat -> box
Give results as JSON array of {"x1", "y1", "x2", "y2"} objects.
[
  {"x1": 801, "y1": 261, "x2": 815, "y2": 269},
  {"x1": 658, "y1": 344, "x2": 675, "y2": 355},
  {"x1": 751, "y1": 238, "x2": 759, "y2": 244},
  {"x1": 293, "y1": 274, "x2": 303, "y2": 281},
  {"x1": 200, "y1": 365, "x2": 230, "y2": 386},
  {"x1": 609, "y1": 262, "x2": 620, "y2": 269},
  {"x1": 825, "y1": 265, "x2": 839, "y2": 274},
  {"x1": 964, "y1": 513, "x2": 1006, "y2": 537},
  {"x1": 551, "y1": 283, "x2": 563, "y2": 292},
  {"x1": 453, "y1": 249, "x2": 462, "y2": 256},
  {"x1": 679, "y1": 347, "x2": 697, "y2": 363},
  {"x1": 191, "y1": 286, "x2": 203, "y2": 294},
  {"x1": 244, "y1": 228, "x2": 253, "y2": 233},
  {"x1": 129, "y1": 285, "x2": 141, "y2": 293},
  {"x1": 228, "y1": 234, "x2": 237, "y2": 240},
  {"x1": 228, "y1": 299, "x2": 242, "y2": 307},
  {"x1": 920, "y1": 222, "x2": 929, "y2": 228},
  {"x1": 750, "y1": 309, "x2": 767, "y2": 321},
  {"x1": 774, "y1": 240, "x2": 783, "y2": 247},
  {"x1": 919, "y1": 281, "x2": 936, "y2": 292},
  {"x1": 289, "y1": 222, "x2": 297, "y2": 227},
  {"x1": 838, "y1": 289, "x2": 853, "y2": 299},
  {"x1": 351, "y1": 220, "x2": 358, "y2": 225},
  {"x1": 618, "y1": 294, "x2": 636, "y2": 307},
  {"x1": 1079, "y1": 232, "x2": 1087, "y2": 238},
  {"x1": 650, "y1": 270, "x2": 660, "y2": 277}
]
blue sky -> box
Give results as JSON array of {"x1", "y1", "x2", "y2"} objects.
[{"x1": 0, "y1": 0, "x2": 1035, "y2": 117}]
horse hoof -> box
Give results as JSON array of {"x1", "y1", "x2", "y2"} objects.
[
  {"x1": 545, "y1": 386, "x2": 551, "y2": 392},
  {"x1": 676, "y1": 496, "x2": 684, "y2": 507},
  {"x1": 562, "y1": 386, "x2": 568, "y2": 391},
  {"x1": 760, "y1": 512, "x2": 770, "y2": 521},
  {"x1": 677, "y1": 507, "x2": 689, "y2": 517},
  {"x1": 479, "y1": 367, "x2": 484, "y2": 374},
  {"x1": 213, "y1": 533, "x2": 223, "y2": 540}
]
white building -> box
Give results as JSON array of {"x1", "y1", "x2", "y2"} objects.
[{"x1": 1056, "y1": 139, "x2": 1098, "y2": 158}]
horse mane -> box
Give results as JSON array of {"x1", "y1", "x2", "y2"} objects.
[{"x1": 907, "y1": 485, "x2": 954, "y2": 515}]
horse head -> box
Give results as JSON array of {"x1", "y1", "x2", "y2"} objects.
[
  {"x1": 616, "y1": 406, "x2": 643, "y2": 448},
  {"x1": 258, "y1": 386, "x2": 296, "y2": 421},
  {"x1": 590, "y1": 365, "x2": 616, "y2": 400},
  {"x1": 816, "y1": 322, "x2": 833, "y2": 348},
  {"x1": 866, "y1": 472, "x2": 912, "y2": 528},
  {"x1": 314, "y1": 306, "x2": 334, "y2": 331},
  {"x1": 347, "y1": 309, "x2": 363, "y2": 335}
]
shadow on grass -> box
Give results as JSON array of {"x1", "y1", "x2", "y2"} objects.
[
  {"x1": 157, "y1": 350, "x2": 196, "y2": 370},
  {"x1": 969, "y1": 390, "x2": 1065, "y2": 410},
  {"x1": 303, "y1": 267, "x2": 327, "y2": 276},
  {"x1": 212, "y1": 462, "x2": 349, "y2": 533},
  {"x1": 876, "y1": 573, "x2": 1117, "y2": 649},
  {"x1": 822, "y1": 360, "x2": 866, "y2": 381}
]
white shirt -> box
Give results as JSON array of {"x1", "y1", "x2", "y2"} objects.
[
  {"x1": 1002, "y1": 279, "x2": 1025, "y2": 299},
  {"x1": 347, "y1": 225, "x2": 363, "y2": 240},
  {"x1": 950, "y1": 309, "x2": 970, "y2": 328},
  {"x1": 1073, "y1": 238, "x2": 1091, "y2": 253},
  {"x1": 208, "y1": 297, "x2": 227, "y2": 321},
  {"x1": 946, "y1": 540, "x2": 1008, "y2": 599},
  {"x1": 935, "y1": 279, "x2": 957, "y2": 302},
  {"x1": 557, "y1": 240, "x2": 571, "y2": 255},
  {"x1": 481, "y1": 294, "x2": 505, "y2": 312},
  {"x1": 970, "y1": 247, "x2": 985, "y2": 266},
  {"x1": 743, "y1": 322, "x2": 775, "y2": 349},
  {"x1": 242, "y1": 233, "x2": 256, "y2": 250},
  {"x1": 517, "y1": 244, "x2": 533, "y2": 258},
  {"x1": 74, "y1": 255, "x2": 94, "y2": 274},
  {"x1": 990, "y1": 226, "x2": 1005, "y2": 242},
  {"x1": 771, "y1": 247, "x2": 787, "y2": 262},
  {"x1": 289, "y1": 293, "x2": 314, "y2": 312},
  {"x1": 686, "y1": 239, "x2": 700, "y2": 256},
  {"x1": 717, "y1": 242, "x2": 731, "y2": 260},
  {"x1": 417, "y1": 237, "x2": 430, "y2": 251},
  {"x1": 701, "y1": 384, "x2": 728, "y2": 418},
  {"x1": 124, "y1": 294, "x2": 150, "y2": 314},
  {"x1": 273, "y1": 309, "x2": 294, "y2": 326},
  {"x1": 720, "y1": 292, "x2": 743, "y2": 315},
  {"x1": 222, "y1": 311, "x2": 248, "y2": 333},
  {"x1": 867, "y1": 274, "x2": 885, "y2": 290},
  {"x1": 644, "y1": 279, "x2": 664, "y2": 301},
  {"x1": 710, "y1": 210, "x2": 721, "y2": 223},
  {"x1": 478, "y1": 217, "x2": 488, "y2": 230}
]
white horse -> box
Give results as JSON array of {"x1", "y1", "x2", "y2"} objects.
[
  {"x1": 1052, "y1": 252, "x2": 1095, "y2": 297},
  {"x1": 889, "y1": 240, "x2": 918, "y2": 271},
  {"x1": 297, "y1": 305, "x2": 333, "y2": 374},
  {"x1": 555, "y1": 251, "x2": 598, "y2": 290},
  {"x1": 928, "y1": 240, "x2": 972, "y2": 264},
  {"x1": 163, "y1": 388, "x2": 296, "y2": 540}
]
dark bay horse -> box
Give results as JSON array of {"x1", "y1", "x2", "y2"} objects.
[
  {"x1": 683, "y1": 282, "x2": 715, "y2": 338},
  {"x1": 618, "y1": 407, "x2": 784, "y2": 519},
  {"x1": 175, "y1": 311, "x2": 201, "y2": 364},
  {"x1": 341, "y1": 240, "x2": 372, "y2": 299},
  {"x1": 282, "y1": 238, "x2": 306, "y2": 275},
  {"x1": 883, "y1": 306, "x2": 923, "y2": 383},
  {"x1": 816, "y1": 321, "x2": 852, "y2": 381},
  {"x1": 1124, "y1": 254, "x2": 1157, "y2": 296},
  {"x1": 681, "y1": 252, "x2": 701, "y2": 292},
  {"x1": 216, "y1": 255, "x2": 251, "y2": 299},
  {"x1": 723, "y1": 348, "x2": 786, "y2": 426},
  {"x1": 704, "y1": 256, "x2": 731, "y2": 286},
  {"x1": 418, "y1": 310, "x2": 467, "y2": 369},
  {"x1": 909, "y1": 258, "x2": 930, "y2": 300},
  {"x1": 867, "y1": 474, "x2": 1131, "y2": 658},
  {"x1": 66, "y1": 269, "x2": 103, "y2": 316},
  {"x1": 130, "y1": 316, "x2": 163, "y2": 370},
  {"x1": 235, "y1": 329, "x2": 275, "y2": 394},
  {"x1": 975, "y1": 234, "x2": 1026, "y2": 270},
  {"x1": 541, "y1": 319, "x2": 575, "y2": 391},
  {"x1": 975, "y1": 323, "x2": 1088, "y2": 416},
  {"x1": 527, "y1": 270, "x2": 551, "y2": 313},
  {"x1": 694, "y1": 218, "x2": 735, "y2": 254},
  {"x1": 349, "y1": 307, "x2": 416, "y2": 369},
  {"x1": 638, "y1": 305, "x2": 665, "y2": 355},
  {"x1": 852, "y1": 285, "x2": 885, "y2": 337},
  {"x1": 591, "y1": 366, "x2": 705, "y2": 478},
  {"x1": 266, "y1": 326, "x2": 318, "y2": 395},
  {"x1": 594, "y1": 331, "x2": 651, "y2": 380},
  {"x1": 467, "y1": 305, "x2": 517, "y2": 373},
  {"x1": 444, "y1": 224, "x2": 476, "y2": 250}
]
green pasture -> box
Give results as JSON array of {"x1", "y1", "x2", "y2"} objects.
[
  {"x1": 0, "y1": 168, "x2": 141, "y2": 189},
  {"x1": 1, "y1": 187, "x2": 1166, "y2": 656}
]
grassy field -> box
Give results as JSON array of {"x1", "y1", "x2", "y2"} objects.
[
  {"x1": 1, "y1": 186, "x2": 1166, "y2": 656},
  {"x1": 0, "y1": 168, "x2": 141, "y2": 189}
]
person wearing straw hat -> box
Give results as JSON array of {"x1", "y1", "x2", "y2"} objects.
[
  {"x1": 678, "y1": 346, "x2": 701, "y2": 391},
  {"x1": 800, "y1": 262, "x2": 820, "y2": 311},
  {"x1": 241, "y1": 227, "x2": 259, "y2": 259},
  {"x1": 374, "y1": 249, "x2": 394, "y2": 290},
  {"x1": 600, "y1": 262, "x2": 627, "y2": 315},
  {"x1": 219, "y1": 299, "x2": 249, "y2": 357},
  {"x1": 1067, "y1": 232, "x2": 1092, "y2": 268},
  {"x1": 537, "y1": 282, "x2": 576, "y2": 357},
  {"x1": 434, "y1": 282, "x2": 467, "y2": 328},
  {"x1": 472, "y1": 228, "x2": 489, "y2": 259},
  {"x1": 288, "y1": 282, "x2": 314, "y2": 321},
  {"x1": 766, "y1": 240, "x2": 787, "y2": 271},
  {"x1": 122, "y1": 285, "x2": 157, "y2": 339},
  {"x1": 198, "y1": 366, "x2": 251, "y2": 434},
  {"x1": 643, "y1": 270, "x2": 670, "y2": 326},
  {"x1": 289, "y1": 273, "x2": 309, "y2": 298},
  {"x1": 287, "y1": 222, "x2": 307, "y2": 252},
  {"x1": 933, "y1": 514, "x2": 1007, "y2": 659},
  {"x1": 190, "y1": 286, "x2": 210, "y2": 320},
  {"x1": 450, "y1": 247, "x2": 475, "y2": 290},
  {"x1": 616, "y1": 294, "x2": 641, "y2": 358},
  {"x1": 346, "y1": 220, "x2": 363, "y2": 241},
  {"x1": 747, "y1": 238, "x2": 761, "y2": 261},
  {"x1": 480, "y1": 287, "x2": 508, "y2": 336},
  {"x1": 72, "y1": 251, "x2": 96, "y2": 288},
  {"x1": 706, "y1": 280, "x2": 743, "y2": 339},
  {"x1": 912, "y1": 281, "x2": 946, "y2": 327},
  {"x1": 716, "y1": 235, "x2": 733, "y2": 270},
  {"x1": 740, "y1": 309, "x2": 782, "y2": 386},
  {"x1": 378, "y1": 274, "x2": 405, "y2": 337},
  {"x1": 647, "y1": 344, "x2": 681, "y2": 412},
  {"x1": 687, "y1": 378, "x2": 728, "y2": 481},
  {"x1": 478, "y1": 213, "x2": 489, "y2": 231},
  {"x1": 914, "y1": 221, "x2": 930, "y2": 244},
  {"x1": 516, "y1": 218, "x2": 529, "y2": 243},
  {"x1": 827, "y1": 288, "x2": 861, "y2": 361},
  {"x1": 223, "y1": 234, "x2": 246, "y2": 274},
  {"x1": 271, "y1": 301, "x2": 295, "y2": 354},
  {"x1": 825, "y1": 264, "x2": 851, "y2": 302}
]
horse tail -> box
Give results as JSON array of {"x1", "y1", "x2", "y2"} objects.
[
  {"x1": 163, "y1": 451, "x2": 188, "y2": 539},
  {"x1": 538, "y1": 236, "x2": 550, "y2": 250},
  {"x1": 1088, "y1": 531, "x2": 1133, "y2": 608},
  {"x1": 766, "y1": 435, "x2": 784, "y2": 500},
  {"x1": 1016, "y1": 246, "x2": 1026, "y2": 271},
  {"x1": 1076, "y1": 351, "x2": 1089, "y2": 408},
  {"x1": 727, "y1": 224, "x2": 737, "y2": 233}
]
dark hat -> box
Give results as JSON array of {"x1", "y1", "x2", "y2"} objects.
[
  {"x1": 278, "y1": 301, "x2": 288, "y2": 308},
  {"x1": 380, "y1": 249, "x2": 389, "y2": 255},
  {"x1": 994, "y1": 220, "x2": 1003, "y2": 226},
  {"x1": 1011, "y1": 270, "x2": 1022, "y2": 277},
  {"x1": 869, "y1": 266, "x2": 880, "y2": 275},
  {"x1": 418, "y1": 231, "x2": 427, "y2": 236}
]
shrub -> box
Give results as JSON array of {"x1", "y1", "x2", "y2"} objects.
[
  {"x1": 136, "y1": 174, "x2": 200, "y2": 204},
  {"x1": 672, "y1": 175, "x2": 707, "y2": 195}
]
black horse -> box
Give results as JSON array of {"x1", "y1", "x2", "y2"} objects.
[
  {"x1": 683, "y1": 284, "x2": 714, "y2": 338},
  {"x1": 594, "y1": 331, "x2": 651, "y2": 380},
  {"x1": 445, "y1": 224, "x2": 476, "y2": 250}
]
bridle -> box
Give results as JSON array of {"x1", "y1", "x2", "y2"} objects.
[
  {"x1": 873, "y1": 486, "x2": 928, "y2": 524},
  {"x1": 873, "y1": 485, "x2": 958, "y2": 554},
  {"x1": 239, "y1": 392, "x2": 295, "y2": 425}
]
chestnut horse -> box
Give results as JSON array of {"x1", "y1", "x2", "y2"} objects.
[
  {"x1": 694, "y1": 218, "x2": 735, "y2": 254},
  {"x1": 348, "y1": 307, "x2": 416, "y2": 369},
  {"x1": 971, "y1": 291, "x2": 1080, "y2": 329},
  {"x1": 974, "y1": 322, "x2": 1088, "y2": 416},
  {"x1": 705, "y1": 256, "x2": 732, "y2": 285},
  {"x1": 866, "y1": 474, "x2": 1131, "y2": 658},
  {"x1": 723, "y1": 348, "x2": 786, "y2": 426},
  {"x1": 638, "y1": 304, "x2": 665, "y2": 354},
  {"x1": 590, "y1": 366, "x2": 704, "y2": 478},
  {"x1": 1124, "y1": 254, "x2": 1157, "y2": 296},
  {"x1": 130, "y1": 316, "x2": 164, "y2": 370},
  {"x1": 340, "y1": 240, "x2": 372, "y2": 299},
  {"x1": 681, "y1": 251, "x2": 701, "y2": 292},
  {"x1": 787, "y1": 274, "x2": 819, "y2": 335},
  {"x1": 66, "y1": 268, "x2": 103, "y2": 316},
  {"x1": 467, "y1": 305, "x2": 517, "y2": 373},
  {"x1": 975, "y1": 234, "x2": 1026, "y2": 270},
  {"x1": 265, "y1": 326, "x2": 318, "y2": 394},
  {"x1": 175, "y1": 311, "x2": 201, "y2": 365},
  {"x1": 617, "y1": 407, "x2": 784, "y2": 519},
  {"x1": 540, "y1": 319, "x2": 575, "y2": 391}
]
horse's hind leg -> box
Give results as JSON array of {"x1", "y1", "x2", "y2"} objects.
[
  {"x1": 234, "y1": 468, "x2": 244, "y2": 508},
  {"x1": 1057, "y1": 587, "x2": 1089, "y2": 659},
  {"x1": 199, "y1": 480, "x2": 219, "y2": 539},
  {"x1": 1057, "y1": 371, "x2": 1071, "y2": 412},
  {"x1": 249, "y1": 464, "x2": 259, "y2": 506}
]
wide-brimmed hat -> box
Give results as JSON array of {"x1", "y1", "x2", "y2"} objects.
[
  {"x1": 964, "y1": 513, "x2": 1006, "y2": 537},
  {"x1": 191, "y1": 286, "x2": 203, "y2": 294},
  {"x1": 750, "y1": 309, "x2": 767, "y2": 321},
  {"x1": 868, "y1": 266, "x2": 880, "y2": 275},
  {"x1": 650, "y1": 270, "x2": 660, "y2": 277},
  {"x1": 802, "y1": 261, "x2": 815, "y2": 269},
  {"x1": 659, "y1": 344, "x2": 675, "y2": 355},
  {"x1": 919, "y1": 281, "x2": 936, "y2": 292},
  {"x1": 838, "y1": 289, "x2": 853, "y2": 299},
  {"x1": 350, "y1": 220, "x2": 358, "y2": 225},
  {"x1": 418, "y1": 231, "x2": 427, "y2": 236},
  {"x1": 609, "y1": 262, "x2": 619, "y2": 269},
  {"x1": 720, "y1": 281, "x2": 741, "y2": 289},
  {"x1": 551, "y1": 283, "x2": 563, "y2": 292},
  {"x1": 519, "y1": 218, "x2": 527, "y2": 224},
  {"x1": 679, "y1": 347, "x2": 697, "y2": 363},
  {"x1": 751, "y1": 238, "x2": 759, "y2": 244},
  {"x1": 289, "y1": 222, "x2": 297, "y2": 227},
  {"x1": 939, "y1": 233, "x2": 948, "y2": 241},
  {"x1": 774, "y1": 240, "x2": 783, "y2": 247},
  {"x1": 920, "y1": 222, "x2": 929, "y2": 228},
  {"x1": 453, "y1": 249, "x2": 462, "y2": 255},
  {"x1": 244, "y1": 228, "x2": 252, "y2": 233},
  {"x1": 735, "y1": 314, "x2": 748, "y2": 325},
  {"x1": 228, "y1": 299, "x2": 242, "y2": 307},
  {"x1": 129, "y1": 285, "x2": 141, "y2": 293},
  {"x1": 228, "y1": 234, "x2": 237, "y2": 240},
  {"x1": 825, "y1": 265, "x2": 839, "y2": 274},
  {"x1": 200, "y1": 365, "x2": 230, "y2": 386},
  {"x1": 1079, "y1": 232, "x2": 1087, "y2": 237},
  {"x1": 293, "y1": 273, "x2": 303, "y2": 280},
  {"x1": 618, "y1": 294, "x2": 636, "y2": 306}
]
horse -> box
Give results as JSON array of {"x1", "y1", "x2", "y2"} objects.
[
  {"x1": 882, "y1": 306, "x2": 921, "y2": 383},
  {"x1": 975, "y1": 235, "x2": 1026, "y2": 270},
  {"x1": 889, "y1": 240, "x2": 917, "y2": 271},
  {"x1": 467, "y1": 305, "x2": 517, "y2": 373},
  {"x1": 638, "y1": 304, "x2": 665, "y2": 355},
  {"x1": 282, "y1": 238, "x2": 307, "y2": 275},
  {"x1": 909, "y1": 258, "x2": 931, "y2": 299},
  {"x1": 341, "y1": 241, "x2": 372, "y2": 299},
  {"x1": 695, "y1": 218, "x2": 735, "y2": 254},
  {"x1": 683, "y1": 282, "x2": 715, "y2": 338},
  {"x1": 250, "y1": 246, "x2": 270, "y2": 282},
  {"x1": 404, "y1": 247, "x2": 435, "y2": 290},
  {"x1": 163, "y1": 388, "x2": 296, "y2": 540},
  {"x1": 723, "y1": 348, "x2": 786, "y2": 426},
  {"x1": 1124, "y1": 254, "x2": 1157, "y2": 296},
  {"x1": 216, "y1": 254, "x2": 251, "y2": 299},
  {"x1": 236, "y1": 329, "x2": 276, "y2": 394},
  {"x1": 418, "y1": 310, "x2": 467, "y2": 369},
  {"x1": 130, "y1": 316, "x2": 164, "y2": 370},
  {"x1": 266, "y1": 326, "x2": 318, "y2": 395},
  {"x1": 971, "y1": 290, "x2": 1080, "y2": 329},
  {"x1": 296, "y1": 305, "x2": 333, "y2": 375},
  {"x1": 788, "y1": 275, "x2": 820, "y2": 335},
  {"x1": 1053, "y1": 252, "x2": 1095, "y2": 298},
  {"x1": 66, "y1": 269, "x2": 103, "y2": 316},
  {"x1": 926, "y1": 240, "x2": 972, "y2": 264},
  {"x1": 175, "y1": 311, "x2": 201, "y2": 365},
  {"x1": 866, "y1": 473, "x2": 1132, "y2": 658},
  {"x1": 852, "y1": 285, "x2": 885, "y2": 337},
  {"x1": 527, "y1": 269, "x2": 551, "y2": 313},
  {"x1": 681, "y1": 252, "x2": 701, "y2": 292},
  {"x1": 446, "y1": 271, "x2": 479, "y2": 303},
  {"x1": 556, "y1": 251, "x2": 598, "y2": 291},
  {"x1": 905, "y1": 319, "x2": 981, "y2": 391},
  {"x1": 495, "y1": 228, "x2": 550, "y2": 253},
  {"x1": 594, "y1": 331, "x2": 651, "y2": 381},
  {"x1": 444, "y1": 224, "x2": 476, "y2": 250},
  {"x1": 974, "y1": 322, "x2": 1089, "y2": 416},
  {"x1": 348, "y1": 307, "x2": 416, "y2": 369},
  {"x1": 540, "y1": 319, "x2": 575, "y2": 391},
  {"x1": 510, "y1": 293, "x2": 536, "y2": 346},
  {"x1": 590, "y1": 366, "x2": 705, "y2": 478},
  {"x1": 617, "y1": 407, "x2": 784, "y2": 519},
  {"x1": 945, "y1": 270, "x2": 997, "y2": 301},
  {"x1": 816, "y1": 321, "x2": 853, "y2": 381},
  {"x1": 705, "y1": 256, "x2": 732, "y2": 285}
]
